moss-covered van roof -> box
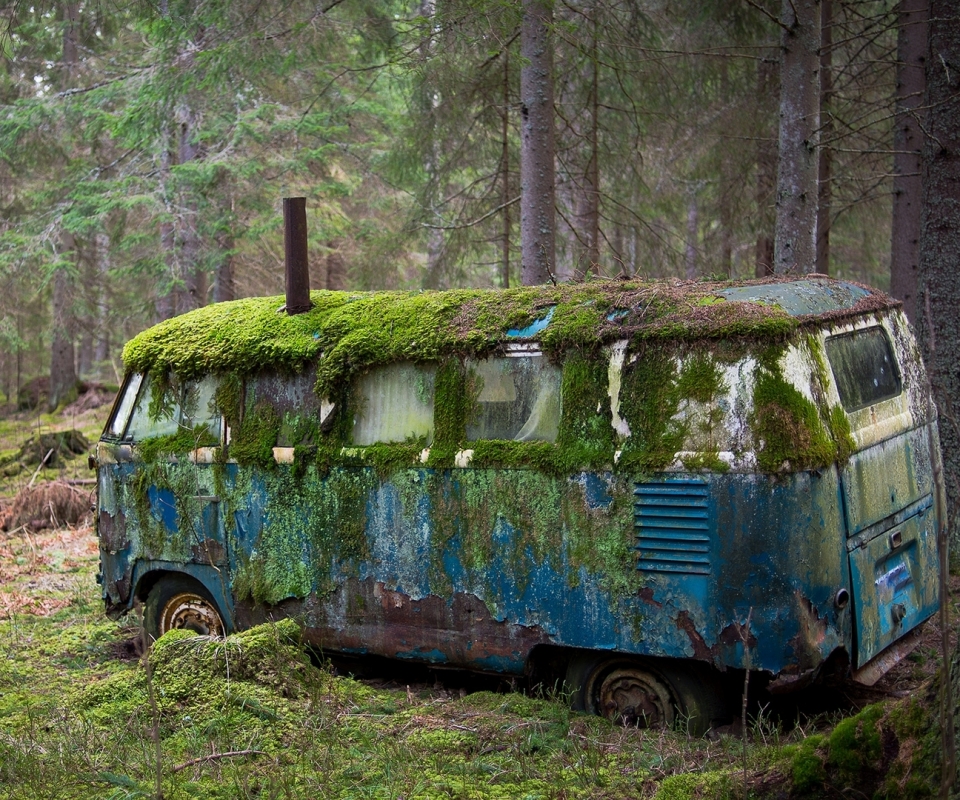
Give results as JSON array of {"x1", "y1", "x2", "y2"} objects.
[{"x1": 123, "y1": 276, "x2": 898, "y2": 394}]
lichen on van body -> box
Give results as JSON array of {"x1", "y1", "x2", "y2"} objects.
[
  {"x1": 614, "y1": 345, "x2": 731, "y2": 472},
  {"x1": 750, "y1": 342, "x2": 838, "y2": 472}
]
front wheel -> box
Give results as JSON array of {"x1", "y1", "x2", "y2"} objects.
[{"x1": 144, "y1": 575, "x2": 226, "y2": 642}]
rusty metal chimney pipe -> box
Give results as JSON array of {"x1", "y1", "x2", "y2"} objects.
[{"x1": 283, "y1": 196, "x2": 312, "y2": 315}]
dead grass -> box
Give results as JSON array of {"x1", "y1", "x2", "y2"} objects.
[{"x1": 0, "y1": 481, "x2": 93, "y2": 533}]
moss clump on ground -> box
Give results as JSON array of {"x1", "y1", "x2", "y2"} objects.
[
  {"x1": 151, "y1": 619, "x2": 315, "y2": 699},
  {"x1": 777, "y1": 700, "x2": 942, "y2": 799}
]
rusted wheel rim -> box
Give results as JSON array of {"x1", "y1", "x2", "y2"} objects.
[
  {"x1": 159, "y1": 591, "x2": 225, "y2": 637},
  {"x1": 594, "y1": 666, "x2": 675, "y2": 728}
]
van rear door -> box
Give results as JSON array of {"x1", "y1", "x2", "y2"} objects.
[{"x1": 826, "y1": 324, "x2": 940, "y2": 670}]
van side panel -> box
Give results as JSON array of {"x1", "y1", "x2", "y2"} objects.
[{"x1": 225, "y1": 464, "x2": 852, "y2": 678}]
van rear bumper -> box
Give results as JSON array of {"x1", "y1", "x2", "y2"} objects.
[{"x1": 850, "y1": 622, "x2": 926, "y2": 686}]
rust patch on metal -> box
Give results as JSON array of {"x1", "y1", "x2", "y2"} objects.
[
  {"x1": 108, "y1": 576, "x2": 131, "y2": 606},
  {"x1": 191, "y1": 539, "x2": 226, "y2": 566},
  {"x1": 98, "y1": 510, "x2": 128, "y2": 551},
  {"x1": 235, "y1": 577, "x2": 553, "y2": 671},
  {"x1": 674, "y1": 610, "x2": 712, "y2": 660},
  {"x1": 790, "y1": 591, "x2": 830, "y2": 671},
  {"x1": 637, "y1": 587, "x2": 663, "y2": 608},
  {"x1": 718, "y1": 623, "x2": 757, "y2": 648}
]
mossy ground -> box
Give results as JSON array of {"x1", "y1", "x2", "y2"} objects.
[
  {"x1": 0, "y1": 403, "x2": 106, "y2": 501},
  {"x1": 0, "y1": 515, "x2": 951, "y2": 799}
]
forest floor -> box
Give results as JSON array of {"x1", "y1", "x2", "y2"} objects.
[{"x1": 0, "y1": 400, "x2": 951, "y2": 798}]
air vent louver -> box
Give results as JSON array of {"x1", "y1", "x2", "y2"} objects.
[{"x1": 634, "y1": 480, "x2": 712, "y2": 575}]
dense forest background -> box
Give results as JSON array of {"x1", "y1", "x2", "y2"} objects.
[{"x1": 0, "y1": 0, "x2": 942, "y2": 405}]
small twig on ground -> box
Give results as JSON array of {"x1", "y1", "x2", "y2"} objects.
[
  {"x1": 27, "y1": 449, "x2": 54, "y2": 489},
  {"x1": 171, "y1": 750, "x2": 268, "y2": 773}
]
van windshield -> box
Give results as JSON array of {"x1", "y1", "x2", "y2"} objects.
[
  {"x1": 124, "y1": 374, "x2": 222, "y2": 443},
  {"x1": 826, "y1": 327, "x2": 901, "y2": 412}
]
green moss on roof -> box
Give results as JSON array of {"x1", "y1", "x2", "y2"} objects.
[{"x1": 123, "y1": 278, "x2": 894, "y2": 395}]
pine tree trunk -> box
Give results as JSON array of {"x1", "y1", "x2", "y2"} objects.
[
  {"x1": 179, "y1": 115, "x2": 205, "y2": 310},
  {"x1": 919, "y1": 0, "x2": 960, "y2": 557},
  {"x1": 49, "y1": 235, "x2": 77, "y2": 411},
  {"x1": 501, "y1": 48, "x2": 512, "y2": 289},
  {"x1": 755, "y1": 53, "x2": 778, "y2": 278},
  {"x1": 815, "y1": 0, "x2": 832, "y2": 275},
  {"x1": 94, "y1": 231, "x2": 110, "y2": 369},
  {"x1": 573, "y1": 5, "x2": 600, "y2": 277},
  {"x1": 520, "y1": 0, "x2": 556, "y2": 285},
  {"x1": 774, "y1": 0, "x2": 821, "y2": 274},
  {"x1": 49, "y1": 3, "x2": 79, "y2": 411},
  {"x1": 890, "y1": 0, "x2": 928, "y2": 323},
  {"x1": 918, "y1": 6, "x2": 960, "y2": 791},
  {"x1": 685, "y1": 190, "x2": 698, "y2": 280},
  {"x1": 213, "y1": 231, "x2": 235, "y2": 303}
]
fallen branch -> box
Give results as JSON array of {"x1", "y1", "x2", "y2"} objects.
[
  {"x1": 171, "y1": 750, "x2": 268, "y2": 773},
  {"x1": 27, "y1": 450, "x2": 54, "y2": 489}
]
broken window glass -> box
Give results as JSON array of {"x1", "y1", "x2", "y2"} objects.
[{"x1": 465, "y1": 355, "x2": 560, "y2": 442}]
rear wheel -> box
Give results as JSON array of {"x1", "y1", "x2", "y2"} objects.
[
  {"x1": 565, "y1": 654, "x2": 725, "y2": 735},
  {"x1": 144, "y1": 575, "x2": 226, "y2": 642}
]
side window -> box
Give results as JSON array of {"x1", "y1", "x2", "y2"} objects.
[
  {"x1": 106, "y1": 373, "x2": 144, "y2": 438},
  {"x1": 466, "y1": 355, "x2": 560, "y2": 442},
  {"x1": 124, "y1": 374, "x2": 222, "y2": 443},
  {"x1": 352, "y1": 363, "x2": 436, "y2": 445},
  {"x1": 247, "y1": 367, "x2": 321, "y2": 446},
  {"x1": 826, "y1": 327, "x2": 902, "y2": 412}
]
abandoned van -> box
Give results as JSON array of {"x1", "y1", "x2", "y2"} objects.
[{"x1": 94, "y1": 276, "x2": 942, "y2": 731}]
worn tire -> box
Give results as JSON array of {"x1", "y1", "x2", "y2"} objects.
[
  {"x1": 565, "y1": 653, "x2": 726, "y2": 735},
  {"x1": 144, "y1": 575, "x2": 226, "y2": 642}
]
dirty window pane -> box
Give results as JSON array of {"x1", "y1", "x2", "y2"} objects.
[
  {"x1": 248, "y1": 367, "x2": 322, "y2": 447},
  {"x1": 180, "y1": 376, "x2": 222, "y2": 440},
  {"x1": 124, "y1": 374, "x2": 222, "y2": 442},
  {"x1": 352, "y1": 363, "x2": 436, "y2": 445},
  {"x1": 826, "y1": 328, "x2": 902, "y2": 412},
  {"x1": 107, "y1": 373, "x2": 143, "y2": 438},
  {"x1": 466, "y1": 356, "x2": 560, "y2": 442},
  {"x1": 125, "y1": 374, "x2": 179, "y2": 440}
]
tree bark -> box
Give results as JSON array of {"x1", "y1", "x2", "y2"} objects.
[
  {"x1": 573, "y1": 3, "x2": 600, "y2": 277},
  {"x1": 178, "y1": 114, "x2": 205, "y2": 311},
  {"x1": 685, "y1": 189, "x2": 698, "y2": 280},
  {"x1": 755, "y1": 53, "x2": 778, "y2": 278},
  {"x1": 49, "y1": 2, "x2": 79, "y2": 411},
  {"x1": 774, "y1": 0, "x2": 821, "y2": 274},
  {"x1": 815, "y1": 0, "x2": 832, "y2": 275},
  {"x1": 890, "y1": 0, "x2": 928, "y2": 322},
  {"x1": 918, "y1": 6, "x2": 960, "y2": 792},
  {"x1": 213, "y1": 230, "x2": 235, "y2": 303},
  {"x1": 918, "y1": 0, "x2": 960, "y2": 553},
  {"x1": 49, "y1": 236, "x2": 78, "y2": 410},
  {"x1": 501, "y1": 47, "x2": 512, "y2": 289},
  {"x1": 94, "y1": 231, "x2": 110, "y2": 368},
  {"x1": 520, "y1": 0, "x2": 556, "y2": 285}
]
